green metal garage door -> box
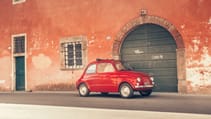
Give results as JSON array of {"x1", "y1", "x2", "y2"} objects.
[{"x1": 120, "y1": 24, "x2": 177, "y2": 92}]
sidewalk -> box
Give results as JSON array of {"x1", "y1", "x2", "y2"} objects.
[{"x1": 0, "y1": 103, "x2": 210, "y2": 119}]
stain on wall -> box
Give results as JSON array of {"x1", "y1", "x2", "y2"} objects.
[
  {"x1": 186, "y1": 15, "x2": 211, "y2": 93},
  {"x1": 0, "y1": 56, "x2": 11, "y2": 91},
  {"x1": 32, "y1": 53, "x2": 52, "y2": 70}
]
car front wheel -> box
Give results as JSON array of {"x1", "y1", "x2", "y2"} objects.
[
  {"x1": 119, "y1": 83, "x2": 134, "y2": 98},
  {"x1": 140, "y1": 90, "x2": 152, "y2": 96},
  {"x1": 78, "y1": 83, "x2": 90, "y2": 97}
]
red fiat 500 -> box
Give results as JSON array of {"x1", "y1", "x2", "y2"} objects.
[{"x1": 76, "y1": 59, "x2": 154, "y2": 98}]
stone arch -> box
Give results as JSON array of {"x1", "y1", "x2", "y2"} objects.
[{"x1": 112, "y1": 15, "x2": 186, "y2": 93}]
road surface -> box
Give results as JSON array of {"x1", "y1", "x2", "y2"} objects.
[{"x1": 0, "y1": 91, "x2": 211, "y2": 114}]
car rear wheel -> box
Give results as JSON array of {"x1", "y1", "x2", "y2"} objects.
[
  {"x1": 78, "y1": 83, "x2": 89, "y2": 97},
  {"x1": 119, "y1": 83, "x2": 134, "y2": 98},
  {"x1": 140, "y1": 90, "x2": 152, "y2": 96}
]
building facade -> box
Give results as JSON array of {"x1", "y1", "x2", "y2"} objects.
[{"x1": 0, "y1": 0, "x2": 211, "y2": 94}]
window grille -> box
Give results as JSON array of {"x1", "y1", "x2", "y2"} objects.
[
  {"x1": 60, "y1": 36, "x2": 86, "y2": 70},
  {"x1": 61, "y1": 41, "x2": 83, "y2": 69},
  {"x1": 14, "y1": 36, "x2": 25, "y2": 54}
]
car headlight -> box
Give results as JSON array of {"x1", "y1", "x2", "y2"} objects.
[
  {"x1": 136, "y1": 77, "x2": 141, "y2": 82},
  {"x1": 150, "y1": 77, "x2": 154, "y2": 81}
]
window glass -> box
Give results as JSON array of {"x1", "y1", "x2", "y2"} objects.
[
  {"x1": 67, "y1": 44, "x2": 74, "y2": 66},
  {"x1": 86, "y1": 64, "x2": 96, "y2": 74},
  {"x1": 75, "y1": 44, "x2": 82, "y2": 65},
  {"x1": 98, "y1": 63, "x2": 115, "y2": 73}
]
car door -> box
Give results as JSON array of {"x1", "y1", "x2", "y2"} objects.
[{"x1": 97, "y1": 63, "x2": 116, "y2": 92}]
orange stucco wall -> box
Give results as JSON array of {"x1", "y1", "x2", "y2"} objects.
[{"x1": 0, "y1": 0, "x2": 211, "y2": 93}]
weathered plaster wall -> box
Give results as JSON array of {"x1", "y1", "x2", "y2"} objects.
[
  {"x1": 181, "y1": 1, "x2": 211, "y2": 94},
  {"x1": 0, "y1": 0, "x2": 211, "y2": 93},
  {"x1": 0, "y1": 4, "x2": 12, "y2": 91},
  {"x1": 186, "y1": 22, "x2": 211, "y2": 93}
]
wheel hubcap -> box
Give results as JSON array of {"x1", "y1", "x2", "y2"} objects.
[
  {"x1": 121, "y1": 86, "x2": 130, "y2": 97},
  {"x1": 79, "y1": 85, "x2": 87, "y2": 95}
]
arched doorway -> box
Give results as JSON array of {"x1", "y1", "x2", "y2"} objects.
[
  {"x1": 112, "y1": 15, "x2": 186, "y2": 93},
  {"x1": 120, "y1": 23, "x2": 177, "y2": 92}
]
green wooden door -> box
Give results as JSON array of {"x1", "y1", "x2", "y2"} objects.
[
  {"x1": 15, "y1": 56, "x2": 25, "y2": 91},
  {"x1": 120, "y1": 24, "x2": 177, "y2": 92}
]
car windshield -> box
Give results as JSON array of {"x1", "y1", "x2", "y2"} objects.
[{"x1": 115, "y1": 62, "x2": 127, "y2": 71}]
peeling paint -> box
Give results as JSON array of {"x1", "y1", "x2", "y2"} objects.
[
  {"x1": 201, "y1": 47, "x2": 211, "y2": 66},
  {"x1": 106, "y1": 36, "x2": 111, "y2": 40},
  {"x1": 187, "y1": 43, "x2": 211, "y2": 92},
  {"x1": 51, "y1": 41, "x2": 55, "y2": 48},
  {"x1": 180, "y1": 24, "x2": 185, "y2": 29},
  {"x1": 91, "y1": 36, "x2": 95, "y2": 40},
  {"x1": 205, "y1": 37, "x2": 209, "y2": 43},
  {"x1": 208, "y1": 17, "x2": 211, "y2": 24},
  {"x1": 188, "y1": 46, "x2": 211, "y2": 67},
  {"x1": 192, "y1": 37, "x2": 200, "y2": 52},
  {"x1": 192, "y1": 38, "x2": 200, "y2": 44},
  {"x1": 98, "y1": 45, "x2": 102, "y2": 48},
  {"x1": 187, "y1": 67, "x2": 211, "y2": 87},
  {"x1": 31, "y1": 32, "x2": 42, "y2": 50},
  {"x1": 32, "y1": 54, "x2": 52, "y2": 69},
  {"x1": 89, "y1": 40, "x2": 95, "y2": 44},
  {"x1": 46, "y1": 42, "x2": 49, "y2": 47}
]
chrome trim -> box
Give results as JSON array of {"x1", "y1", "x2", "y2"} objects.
[
  {"x1": 135, "y1": 85, "x2": 154, "y2": 88},
  {"x1": 150, "y1": 77, "x2": 154, "y2": 81}
]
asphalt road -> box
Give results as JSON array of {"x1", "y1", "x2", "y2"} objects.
[{"x1": 0, "y1": 92, "x2": 211, "y2": 115}]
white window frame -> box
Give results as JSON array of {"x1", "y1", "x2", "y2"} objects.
[
  {"x1": 12, "y1": 0, "x2": 26, "y2": 5},
  {"x1": 11, "y1": 33, "x2": 27, "y2": 91}
]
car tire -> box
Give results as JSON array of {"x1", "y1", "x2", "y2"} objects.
[
  {"x1": 78, "y1": 83, "x2": 90, "y2": 97},
  {"x1": 140, "y1": 90, "x2": 152, "y2": 96},
  {"x1": 119, "y1": 83, "x2": 134, "y2": 98}
]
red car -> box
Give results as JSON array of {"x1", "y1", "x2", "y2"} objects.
[{"x1": 76, "y1": 59, "x2": 154, "y2": 98}]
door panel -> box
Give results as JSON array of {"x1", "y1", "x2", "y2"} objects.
[
  {"x1": 97, "y1": 73, "x2": 117, "y2": 92},
  {"x1": 84, "y1": 74, "x2": 99, "y2": 91},
  {"x1": 15, "y1": 56, "x2": 25, "y2": 91}
]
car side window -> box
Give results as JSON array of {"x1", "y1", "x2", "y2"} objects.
[
  {"x1": 86, "y1": 64, "x2": 96, "y2": 74},
  {"x1": 98, "y1": 63, "x2": 115, "y2": 73}
]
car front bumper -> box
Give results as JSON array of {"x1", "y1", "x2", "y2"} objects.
[{"x1": 135, "y1": 84, "x2": 154, "y2": 88}]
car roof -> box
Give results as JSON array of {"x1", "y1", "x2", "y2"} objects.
[{"x1": 90, "y1": 59, "x2": 120, "y2": 64}]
